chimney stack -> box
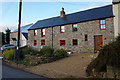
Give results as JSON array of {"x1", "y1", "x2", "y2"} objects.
[
  {"x1": 112, "y1": 0, "x2": 120, "y2": 4},
  {"x1": 112, "y1": 0, "x2": 120, "y2": 37},
  {"x1": 60, "y1": 8, "x2": 65, "y2": 17}
]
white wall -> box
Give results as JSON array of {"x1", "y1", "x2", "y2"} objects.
[
  {"x1": 113, "y1": 3, "x2": 120, "y2": 37},
  {"x1": 20, "y1": 33, "x2": 27, "y2": 47}
]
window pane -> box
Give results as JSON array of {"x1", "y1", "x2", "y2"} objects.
[
  {"x1": 73, "y1": 24, "x2": 77, "y2": 32},
  {"x1": 74, "y1": 28, "x2": 77, "y2": 31},
  {"x1": 73, "y1": 24, "x2": 77, "y2": 27},
  {"x1": 41, "y1": 40, "x2": 45, "y2": 45},
  {"x1": 61, "y1": 26, "x2": 65, "y2": 33},
  {"x1": 85, "y1": 35, "x2": 88, "y2": 41},
  {"x1": 61, "y1": 26, "x2": 64, "y2": 29},
  {"x1": 43, "y1": 29, "x2": 45, "y2": 35},
  {"x1": 73, "y1": 39, "x2": 78, "y2": 46},
  {"x1": 73, "y1": 40, "x2": 77, "y2": 43},
  {"x1": 41, "y1": 29, "x2": 45, "y2": 37},
  {"x1": 60, "y1": 40, "x2": 65, "y2": 46},
  {"x1": 101, "y1": 25, "x2": 105, "y2": 29},
  {"x1": 34, "y1": 30, "x2": 37, "y2": 36},
  {"x1": 34, "y1": 40, "x2": 37, "y2": 46},
  {"x1": 100, "y1": 20, "x2": 103, "y2": 24},
  {"x1": 61, "y1": 29, "x2": 65, "y2": 32},
  {"x1": 97, "y1": 38, "x2": 100, "y2": 42},
  {"x1": 102, "y1": 20, "x2": 105, "y2": 24}
]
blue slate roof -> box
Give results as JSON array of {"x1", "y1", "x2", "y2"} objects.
[
  {"x1": 22, "y1": 33, "x2": 28, "y2": 40},
  {"x1": 12, "y1": 23, "x2": 33, "y2": 33},
  {"x1": 28, "y1": 5, "x2": 114, "y2": 30}
]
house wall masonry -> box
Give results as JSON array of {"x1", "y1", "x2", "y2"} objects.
[
  {"x1": 10, "y1": 32, "x2": 18, "y2": 45},
  {"x1": 28, "y1": 17, "x2": 114, "y2": 53}
]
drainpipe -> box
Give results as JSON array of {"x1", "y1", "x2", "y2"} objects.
[{"x1": 52, "y1": 26, "x2": 53, "y2": 48}]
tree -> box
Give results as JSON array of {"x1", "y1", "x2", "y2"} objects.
[
  {"x1": 2, "y1": 32, "x2": 5, "y2": 45},
  {"x1": 5, "y1": 28, "x2": 11, "y2": 44}
]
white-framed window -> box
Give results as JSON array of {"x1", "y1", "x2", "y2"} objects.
[{"x1": 60, "y1": 26, "x2": 65, "y2": 33}]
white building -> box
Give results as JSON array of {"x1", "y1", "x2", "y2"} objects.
[{"x1": 10, "y1": 23, "x2": 33, "y2": 47}]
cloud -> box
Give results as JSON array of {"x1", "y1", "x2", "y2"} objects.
[
  {"x1": 1, "y1": 23, "x2": 17, "y2": 32},
  {"x1": 1, "y1": 22, "x2": 33, "y2": 32}
]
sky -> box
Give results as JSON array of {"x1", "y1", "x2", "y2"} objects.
[{"x1": 0, "y1": 0, "x2": 112, "y2": 32}]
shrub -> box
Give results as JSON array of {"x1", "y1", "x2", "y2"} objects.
[
  {"x1": 54, "y1": 49, "x2": 68, "y2": 57},
  {"x1": 2, "y1": 49, "x2": 14, "y2": 60},
  {"x1": 18, "y1": 59, "x2": 38, "y2": 66},
  {"x1": 115, "y1": 34, "x2": 120, "y2": 44},
  {"x1": 40, "y1": 46, "x2": 54, "y2": 57},
  {"x1": 19, "y1": 51, "x2": 25, "y2": 60},
  {"x1": 86, "y1": 35, "x2": 120, "y2": 77},
  {"x1": 21, "y1": 48, "x2": 39, "y2": 56},
  {"x1": 43, "y1": 53, "x2": 51, "y2": 57},
  {"x1": 27, "y1": 48, "x2": 39, "y2": 56}
]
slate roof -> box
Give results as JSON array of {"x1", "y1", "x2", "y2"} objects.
[
  {"x1": 22, "y1": 33, "x2": 28, "y2": 40},
  {"x1": 28, "y1": 5, "x2": 114, "y2": 30},
  {"x1": 12, "y1": 23, "x2": 33, "y2": 33}
]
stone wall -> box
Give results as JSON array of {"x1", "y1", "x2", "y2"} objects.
[
  {"x1": 106, "y1": 66, "x2": 120, "y2": 79},
  {"x1": 28, "y1": 17, "x2": 114, "y2": 53},
  {"x1": 93, "y1": 66, "x2": 120, "y2": 79}
]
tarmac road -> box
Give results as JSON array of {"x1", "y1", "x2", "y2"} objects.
[{"x1": 1, "y1": 60, "x2": 50, "y2": 80}]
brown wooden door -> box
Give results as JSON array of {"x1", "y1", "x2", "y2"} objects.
[{"x1": 94, "y1": 35, "x2": 103, "y2": 51}]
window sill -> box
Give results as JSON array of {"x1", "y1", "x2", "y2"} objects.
[
  {"x1": 60, "y1": 45, "x2": 65, "y2": 46},
  {"x1": 73, "y1": 31, "x2": 77, "y2": 32},
  {"x1": 100, "y1": 28, "x2": 106, "y2": 30}
]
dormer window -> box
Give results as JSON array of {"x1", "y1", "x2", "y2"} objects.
[{"x1": 100, "y1": 19, "x2": 106, "y2": 30}]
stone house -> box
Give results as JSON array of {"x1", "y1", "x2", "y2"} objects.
[
  {"x1": 28, "y1": 1, "x2": 120, "y2": 53},
  {"x1": 10, "y1": 23, "x2": 33, "y2": 47}
]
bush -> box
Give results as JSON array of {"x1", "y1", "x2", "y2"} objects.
[
  {"x1": 43, "y1": 53, "x2": 51, "y2": 57},
  {"x1": 28, "y1": 49, "x2": 39, "y2": 56},
  {"x1": 21, "y1": 48, "x2": 39, "y2": 56},
  {"x1": 2, "y1": 49, "x2": 14, "y2": 60},
  {"x1": 54, "y1": 49, "x2": 68, "y2": 57},
  {"x1": 40, "y1": 46, "x2": 54, "y2": 57},
  {"x1": 86, "y1": 35, "x2": 120, "y2": 77},
  {"x1": 115, "y1": 34, "x2": 120, "y2": 44},
  {"x1": 18, "y1": 59, "x2": 38, "y2": 66}
]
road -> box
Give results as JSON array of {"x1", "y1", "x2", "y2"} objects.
[{"x1": 1, "y1": 60, "x2": 50, "y2": 80}]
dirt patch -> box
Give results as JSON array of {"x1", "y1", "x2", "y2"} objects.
[{"x1": 25, "y1": 53, "x2": 98, "y2": 78}]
